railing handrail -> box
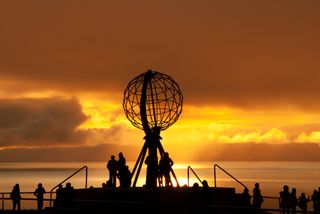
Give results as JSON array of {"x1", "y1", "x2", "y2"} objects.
[
  {"x1": 214, "y1": 164, "x2": 247, "y2": 190},
  {"x1": 187, "y1": 166, "x2": 203, "y2": 186},
  {"x1": 49, "y1": 165, "x2": 88, "y2": 207}
]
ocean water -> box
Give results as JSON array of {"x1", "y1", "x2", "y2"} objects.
[{"x1": 0, "y1": 161, "x2": 319, "y2": 210}]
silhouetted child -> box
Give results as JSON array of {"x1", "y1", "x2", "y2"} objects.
[
  {"x1": 280, "y1": 185, "x2": 290, "y2": 214},
  {"x1": 159, "y1": 152, "x2": 174, "y2": 187},
  {"x1": 252, "y1": 183, "x2": 263, "y2": 208},
  {"x1": 192, "y1": 182, "x2": 199, "y2": 189},
  {"x1": 10, "y1": 184, "x2": 21, "y2": 211},
  {"x1": 34, "y1": 183, "x2": 46, "y2": 210},
  {"x1": 102, "y1": 183, "x2": 106, "y2": 189},
  {"x1": 107, "y1": 155, "x2": 118, "y2": 187},
  {"x1": 202, "y1": 180, "x2": 209, "y2": 189},
  {"x1": 298, "y1": 193, "x2": 309, "y2": 214}
]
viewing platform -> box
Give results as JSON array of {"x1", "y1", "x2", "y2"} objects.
[{"x1": 52, "y1": 186, "x2": 262, "y2": 214}]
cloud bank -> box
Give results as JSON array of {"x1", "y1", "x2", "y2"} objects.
[{"x1": 0, "y1": 97, "x2": 88, "y2": 147}]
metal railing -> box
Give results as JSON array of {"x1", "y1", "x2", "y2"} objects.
[
  {"x1": 187, "y1": 166, "x2": 203, "y2": 186},
  {"x1": 0, "y1": 191, "x2": 53, "y2": 210},
  {"x1": 213, "y1": 164, "x2": 247, "y2": 190},
  {"x1": 49, "y1": 165, "x2": 88, "y2": 207}
]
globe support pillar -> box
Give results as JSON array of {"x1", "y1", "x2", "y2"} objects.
[
  {"x1": 131, "y1": 129, "x2": 180, "y2": 188},
  {"x1": 123, "y1": 70, "x2": 183, "y2": 188}
]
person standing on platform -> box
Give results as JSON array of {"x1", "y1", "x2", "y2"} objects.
[
  {"x1": 34, "y1": 183, "x2": 46, "y2": 210},
  {"x1": 159, "y1": 152, "x2": 174, "y2": 187},
  {"x1": 107, "y1": 155, "x2": 118, "y2": 187},
  {"x1": 118, "y1": 152, "x2": 126, "y2": 172},
  {"x1": 280, "y1": 185, "x2": 290, "y2": 214},
  {"x1": 10, "y1": 184, "x2": 21, "y2": 211},
  {"x1": 252, "y1": 183, "x2": 264, "y2": 208},
  {"x1": 298, "y1": 193, "x2": 310, "y2": 214},
  {"x1": 289, "y1": 187, "x2": 298, "y2": 214}
]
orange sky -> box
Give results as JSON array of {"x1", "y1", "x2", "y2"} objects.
[{"x1": 0, "y1": 0, "x2": 320, "y2": 161}]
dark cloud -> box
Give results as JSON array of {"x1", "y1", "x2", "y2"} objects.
[
  {"x1": 1, "y1": 1, "x2": 320, "y2": 109},
  {"x1": 0, "y1": 144, "x2": 140, "y2": 162},
  {"x1": 0, "y1": 97, "x2": 88, "y2": 147}
]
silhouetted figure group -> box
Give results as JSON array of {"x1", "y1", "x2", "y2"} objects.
[
  {"x1": 10, "y1": 183, "x2": 47, "y2": 211},
  {"x1": 279, "y1": 185, "x2": 320, "y2": 214},
  {"x1": 238, "y1": 183, "x2": 264, "y2": 210},
  {"x1": 55, "y1": 182, "x2": 75, "y2": 208},
  {"x1": 159, "y1": 152, "x2": 174, "y2": 187},
  {"x1": 106, "y1": 151, "x2": 174, "y2": 188},
  {"x1": 144, "y1": 152, "x2": 174, "y2": 188},
  {"x1": 239, "y1": 183, "x2": 320, "y2": 213},
  {"x1": 107, "y1": 152, "x2": 132, "y2": 188}
]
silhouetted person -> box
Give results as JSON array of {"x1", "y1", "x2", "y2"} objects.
[
  {"x1": 159, "y1": 152, "x2": 174, "y2": 187},
  {"x1": 118, "y1": 165, "x2": 132, "y2": 188},
  {"x1": 117, "y1": 152, "x2": 126, "y2": 182},
  {"x1": 280, "y1": 185, "x2": 290, "y2": 214},
  {"x1": 242, "y1": 187, "x2": 251, "y2": 207},
  {"x1": 55, "y1": 184, "x2": 63, "y2": 208},
  {"x1": 192, "y1": 182, "x2": 199, "y2": 189},
  {"x1": 107, "y1": 155, "x2": 118, "y2": 187},
  {"x1": 34, "y1": 183, "x2": 46, "y2": 210},
  {"x1": 145, "y1": 155, "x2": 159, "y2": 188},
  {"x1": 317, "y1": 188, "x2": 320, "y2": 214},
  {"x1": 10, "y1": 184, "x2": 21, "y2": 211},
  {"x1": 318, "y1": 187, "x2": 320, "y2": 213},
  {"x1": 118, "y1": 152, "x2": 126, "y2": 172},
  {"x1": 64, "y1": 182, "x2": 75, "y2": 208},
  {"x1": 202, "y1": 180, "x2": 209, "y2": 189},
  {"x1": 290, "y1": 187, "x2": 298, "y2": 214},
  {"x1": 311, "y1": 189, "x2": 319, "y2": 214},
  {"x1": 252, "y1": 183, "x2": 263, "y2": 208},
  {"x1": 106, "y1": 180, "x2": 113, "y2": 188},
  {"x1": 298, "y1": 193, "x2": 309, "y2": 214}
]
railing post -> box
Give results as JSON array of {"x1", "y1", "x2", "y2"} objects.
[
  {"x1": 2, "y1": 193, "x2": 4, "y2": 211},
  {"x1": 214, "y1": 164, "x2": 217, "y2": 188},
  {"x1": 187, "y1": 167, "x2": 190, "y2": 187},
  {"x1": 85, "y1": 166, "x2": 88, "y2": 189}
]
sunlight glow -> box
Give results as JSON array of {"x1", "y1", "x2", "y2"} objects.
[
  {"x1": 79, "y1": 98, "x2": 126, "y2": 129},
  {"x1": 76, "y1": 101, "x2": 320, "y2": 145}
]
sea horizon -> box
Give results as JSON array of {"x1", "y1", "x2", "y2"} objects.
[{"x1": 1, "y1": 161, "x2": 319, "y2": 210}]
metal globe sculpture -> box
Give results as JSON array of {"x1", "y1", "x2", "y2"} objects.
[
  {"x1": 123, "y1": 70, "x2": 183, "y2": 132},
  {"x1": 123, "y1": 70, "x2": 183, "y2": 188}
]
